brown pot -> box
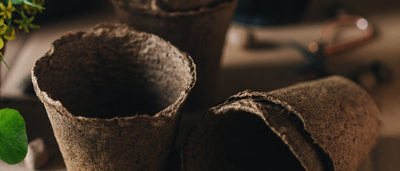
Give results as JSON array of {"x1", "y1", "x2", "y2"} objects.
[
  {"x1": 182, "y1": 76, "x2": 381, "y2": 170},
  {"x1": 109, "y1": 0, "x2": 237, "y2": 109},
  {"x1": 32, "y1": 24, "x2": 196, "y2": 170}
]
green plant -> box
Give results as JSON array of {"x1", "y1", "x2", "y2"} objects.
[
  {"x1": 0, "y1": 0, "x2": 44, "y2": 69},
  {"x1": 0, "y1": 0, "x2": 44, "y2": 165},
  {"x1": 0, "y1": 108, "x2": 27, "y2": 164}
]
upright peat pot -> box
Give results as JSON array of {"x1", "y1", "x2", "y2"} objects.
[
  {"x1": 109, "y1": 0, "x2": 237, "y2": 109},
  {"x1": 32, "y1": 24, "x2": 196, "y2": 170}
]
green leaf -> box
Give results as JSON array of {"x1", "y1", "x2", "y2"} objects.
[
  {"x1": 1, "y1": 0, "x2": 23, "y2": 5},
  {"x1": 0, "y1": 108, "x2": 28, "y2": 164},
  {"x1": 0, "y1": 0, "x2": 45, "y2": 9},
  {"x1": 0, "y1": 55, "x2": 10, "y2": 71},
  {"x1": 9, "y1": 0, "x2": 23, "y2": 5},
  {"x1": 23, "y1": 0, "x2": 45, "y2": 9}
]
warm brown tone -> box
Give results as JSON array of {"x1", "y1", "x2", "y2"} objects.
[
  {"x1": 120, "y1": 0, "x2": 228, "y2": 11},
  {"x1": 157, "y1": 0, "x2": 228, "y2": 11},
  {"x1": 109, "y1": 0, "x2": 237, "y2": 108},
  {"x1": 32, "y1": 24, "x2": 196, "y2": 170},
  {"x1": 182, "y1": 76, "x2": 381, "y2": 171}
]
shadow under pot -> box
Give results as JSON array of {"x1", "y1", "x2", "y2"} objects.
[{"x1": 31, "y1": 24, "x2": 196, "y2": 170}]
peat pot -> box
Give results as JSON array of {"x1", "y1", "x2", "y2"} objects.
[
  {"x1": 32, "y1": 24, "x2": 196, "y2": 170},
  {"x1": 110, "y1": 0, "x2": 237, "y2": 109},
  {"x1": 182, "y1": 76, "x2": 381, "y2": 170}
]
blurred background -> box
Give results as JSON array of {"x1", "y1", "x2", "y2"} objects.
[{"x1": 1, "y1": 0, "x2": 399, "y2": 170}]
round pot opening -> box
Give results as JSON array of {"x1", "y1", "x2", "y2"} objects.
[{"x1": 34, "y1": 26, "x2": 194, "y2": 119}]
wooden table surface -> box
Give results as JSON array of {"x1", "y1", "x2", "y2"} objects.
[{"x1": 1, "y1": 3, "x2": 399, "y2": 170}]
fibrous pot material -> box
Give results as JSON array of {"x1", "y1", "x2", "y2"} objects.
[
  {"x1": 158, "y1": 0, "x2": 227, "y2": 11},
  {"x1": 32, "y1": 24, "x2": 196, "y2": 170},
  {"x1": 110, "y1": 0, "x2": 237, "y2": 108},
  {"x1": 182, "y1": 76, "x2": 381, "y2": 171},
  {"x1": 121, "y1": 0, "x2": 228, "y2": 11}
]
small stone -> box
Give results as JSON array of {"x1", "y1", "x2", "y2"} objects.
[{"x1": 24, "y1": 138, "x2": 50, "y2": 170}]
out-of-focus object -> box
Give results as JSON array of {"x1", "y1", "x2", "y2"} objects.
[
  {"x1": 110, "y1": 0, "x2": 237, "y2": 110},
  {"x1": 36, "y1": 0, "x2": 101, "y2": 21},
  {"x1": 233, "y1": 0, "x2": 310, "y2": 26},
  {"x1": 24, "y1": 138, "x2": 50, "y2": 170},
  {"x1": 157, "y1": 0, "x2": 225, "y2": 11},
  {"x1": 351, "y1": 61, "x2": 393, "y2": 91},
  {"x1": 310, "y1": 14, "x2": 375, "y2": 56},
  {"x1": 289, "y1": 15, "x2": 392, "y2": 90},
  {"x1": 291, "y1": 15, "x2": 376, "y2": 77}
]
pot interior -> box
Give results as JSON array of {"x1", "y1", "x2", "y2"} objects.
[
  {"x1": 34, "y1": 27, "x2": 193, "y2": 119},
  {"x1": 190, "y1": 111, "x2": 304, "y2": 170}
]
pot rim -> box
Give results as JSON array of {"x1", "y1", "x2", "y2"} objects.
[
  {"x1": 31, "y1": 24, "x2": 197, "y2": 122},
  {"x1": 112, "y1": 0, "x2": 237, "y2": 18}
]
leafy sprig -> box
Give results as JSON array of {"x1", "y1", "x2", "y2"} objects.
[
  {"x1": 0, "y1": 0, "x2": 44, "y2": 165},
  {"x1": 0, "y1": 0, "x2": 44, "y2": 70}
]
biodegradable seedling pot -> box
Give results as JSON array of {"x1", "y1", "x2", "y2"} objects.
[
  {"x1": 109, "y1": 0, "x2": 237, "y2": 109},
  {"x1": 156, "y1": 0, "x2": 228, "y2": 11},
  {"x1": 182, "y1": 76, "x2": 381, "y2": 170},
  {"x1": 32, "y1": 24, "x2": 196, "y2": 170}
]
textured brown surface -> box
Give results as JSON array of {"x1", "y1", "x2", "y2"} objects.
[
  {"x1": 157, "y1": 0, "x2": 228, "y2": 11},
  {"x1": 110, "y1": 0, "x2": 237, "y2": 109},
  {"x1": 182, "y1": 76, "x2": 381, "y2": 171},
  {"x1": 32, "y1": 24, "x2": 196, "y2": 170},
  {"x1": 120, "y1": 0, "x2": 228, "y2": 11}
]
